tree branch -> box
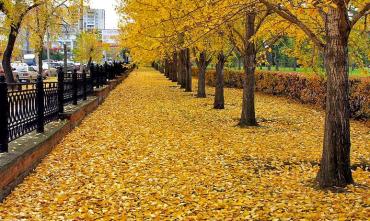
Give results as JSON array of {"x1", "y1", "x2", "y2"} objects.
[
  {"x1": 255, "y1": 9, "x2": 272, "y2": 32},
  {"x1": 259, "y1": 0, "x2": 325, "y2": 50},
  {"x1": 351, "y1": 3, "x2": 370, "y2": 28}
]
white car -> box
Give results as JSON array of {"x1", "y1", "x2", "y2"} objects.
[
  {"x1": 14, "y1": 66, "x2": 38, "y2": 82},
  {"x1": 11, "y1": 62, "x2": 28, "y2": 69}
]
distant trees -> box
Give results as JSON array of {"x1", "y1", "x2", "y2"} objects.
[
  {"x1": 0, "y1": 0, "x2": 42, "y2": 82},
  {"x1": 26, "y1": 0, "x2": 80, "y2": 75},
  {"x1": 0, "y1": 0, "x2": 82, "y2": 82}
]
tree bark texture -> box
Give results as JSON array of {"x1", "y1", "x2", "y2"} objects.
[
  {"x1": 185, "y1": 48, "x2": 192, "y2": 92},
  {"x1": 172, "y1": 51, "x2": 178, "y2": 82},
  {"x1": 214, "y1": 52, "x2": 226, "y2": 109},
  {"x1": 2, "y1": 25, "x2": 20, "y2": 83},
  {"x1": 317, "y1": 5, "x2": 353, "y2": 188},
  {"x1": 240, "y1": 12, "x2": 257, "y2": 126},
  {"x1": 164, "y1": 59, "x2": 170, "y2": 78},
  {"x1": 179, "y1": 49, "x2": 186, "y2": 88},
  {"x1": 196, "y1": 51, "x2": 207, "y2": 98}
]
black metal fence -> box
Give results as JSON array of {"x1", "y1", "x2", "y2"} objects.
[{"x1": 0, "y1": 62, "x2": 129, "y2": 153}]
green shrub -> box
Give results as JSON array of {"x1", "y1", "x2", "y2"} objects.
[{"x1": 192, "y1": 67, "x2": 369, "y2": 119}]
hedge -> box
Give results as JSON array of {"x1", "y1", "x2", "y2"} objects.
[{"x1": 192, "y1": 68, "x2": 369, "y2": 119}]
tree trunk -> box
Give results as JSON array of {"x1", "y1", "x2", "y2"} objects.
[
  {"x1": 240, "y1": 12, "x2": 257, "y2": 126},
  {"x1": 169, "y1": 60, "x2": 174, "y2": 81},
  {"x1": 179, "y1": 49, "x2": 186, "y2": 88},
  {"x1": 172, "y1": 51, "x2": 178, "y2": 82},
  {"x1": 196, "y1": 51, "x2": 207, "y2": 98},
  {"x1": 2, "y1": 25, "x2": 20, "y2": 83},
  {"x1": 185, "y1": 48, "x2": 192, "y2": 92},
  {"x1": 177, "y1": 51, "x2": 182, "y2": 85},
  {"x1": 63, "y1": 43, "x2": 68, "y2": 74},
  {"x1": 214, "y1": 52, "x2": 226, "y2": 109},
  {"x1": 165, "y1": 59, "x2": 170, "y2": 78},
  {"x1": 87, "y1": 57, "x2": 92, "y2": 74},
  {"x1": 316, "y1": 6, "x2": 353, "y2": 188}
]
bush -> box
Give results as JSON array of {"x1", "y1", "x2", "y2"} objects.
[{"x1": 192, "y1": 68, "x2": 369, "y2": 119}]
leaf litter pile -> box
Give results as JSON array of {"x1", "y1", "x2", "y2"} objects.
[{"x1": 0, "y1": 68, "x2": 369, "y2": 220}]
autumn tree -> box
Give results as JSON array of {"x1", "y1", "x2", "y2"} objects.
[
  {"x1": 221, "y1": 1, "x2": 290, "y2": 126},
  {"x1": 25, "y1": 0, "x2": 80, "y2": 75},
  {"x1": 213, "y1": 31, "x2": 235, "y2": 109},
  {"x1": 0, "y1": 0, "x2": 42, "y2": 82},
  {"x1": 0, "y1": 14, "x2": 23, "y2": 62},
  {"x1": 74, "y1": 31, "x2": 106, "y2": 68},
  {"x1": 118, "y1": 0, "x2": 196, "y2": 91},
  {"x1": 260, "y1": 0, "x2": 370, "y2": 188}
]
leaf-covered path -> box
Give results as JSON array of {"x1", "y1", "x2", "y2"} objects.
[{"x1": 0, "y1": 68, "x2": 369, "y2": 220}]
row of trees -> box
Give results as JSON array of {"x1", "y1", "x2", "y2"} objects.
[{"x1": 119, "y1": 0, "x2": 369, "y2": 188}]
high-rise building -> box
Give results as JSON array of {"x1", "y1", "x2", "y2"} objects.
[
  {"x1": 83, "y1": 8, "x2": 105, "y2": 31},
  {"x1": 55, "y1": 7, "x2": 106, "y2": 59}
]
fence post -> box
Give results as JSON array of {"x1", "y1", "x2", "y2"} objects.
[
  {"x1": 90, "y1": 64, "x2": 95, "y2": 88},
  {"x1": 107, "y1": 64, "x2": 112, "y2": 80},
  {"x1": 72, "y1": 69, "x2": 78, "y2": 105},
  {"x1": 82, "y1": 70, "x2": 87, "y2": 100},
  {"x1": 102, "y1": 65, "x2": 106, "y2": 84},
  {"x1": 96, "y1": 65, "x2": 100, "y2": 89},
  {"x1": 101, "y1": 65, "x2": 105, "y2": 85},
  {"x1": 36, "y1": 75, "x2": 45, "y2": 133},
  {"x1": 113, "y1": 62, "x2": 117, "y2": 76},
  {"x1": 104, "y1": 62, "x2": 109, "y2": 81},
  {"x1": 0, "y1": 76, "x2": 8, "y2": 153},
  {"x1": 57, "y1": 67, "x2": 64, "y2": 114},
  {"x1": 99, "y1": 65, "x2": 103, "y2": 86},
  {"x1": 118, "y1": 62, "x2": 122, "y2": 75}
]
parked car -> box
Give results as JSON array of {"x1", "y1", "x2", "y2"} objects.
[
  {"x1": 55, "y1": 61, "x2": 74, "y2": 73},
  {"x1": 11, "y1": 62, "x2": 28, "y2": 70},
  {"x1": 14, "y1": 66, "x2": 38, "y2": 82},
  {"x1": 42, "y1": 62, "x2": 57, "y2": 77}
]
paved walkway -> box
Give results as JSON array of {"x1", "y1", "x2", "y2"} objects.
[{"x1": 0, "y1": 68, "x2": 368, "y2": 220}]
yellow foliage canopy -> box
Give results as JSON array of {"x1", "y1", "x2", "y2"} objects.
[{"x1": 73, "y1": 31, "x2": 108, "y2": 63}]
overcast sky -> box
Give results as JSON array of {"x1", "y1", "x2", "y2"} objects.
[{"x1": 91, "y1": 0, "x2": 119, "y2": 29}]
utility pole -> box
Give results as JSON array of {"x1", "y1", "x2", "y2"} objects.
[
  {"x1": 79, "y1": 0, "x2": 84, "y2": 71},
  {"x1": 25, "y1": 28, "x2": 31, "y2": 54},
  {"x1": 64, "y1": 43, "x2": 68, "y2": 74},
  {"x1": 47, "y1": 29, "x2": 51, "y2": 74},
  {"x1": 80, "y1": 0, "x2": 84, "y2": 33}
]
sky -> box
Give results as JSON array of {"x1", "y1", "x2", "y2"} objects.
[{"x1": 90, "y1": 0, "x2": 119, "y2": 29}]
